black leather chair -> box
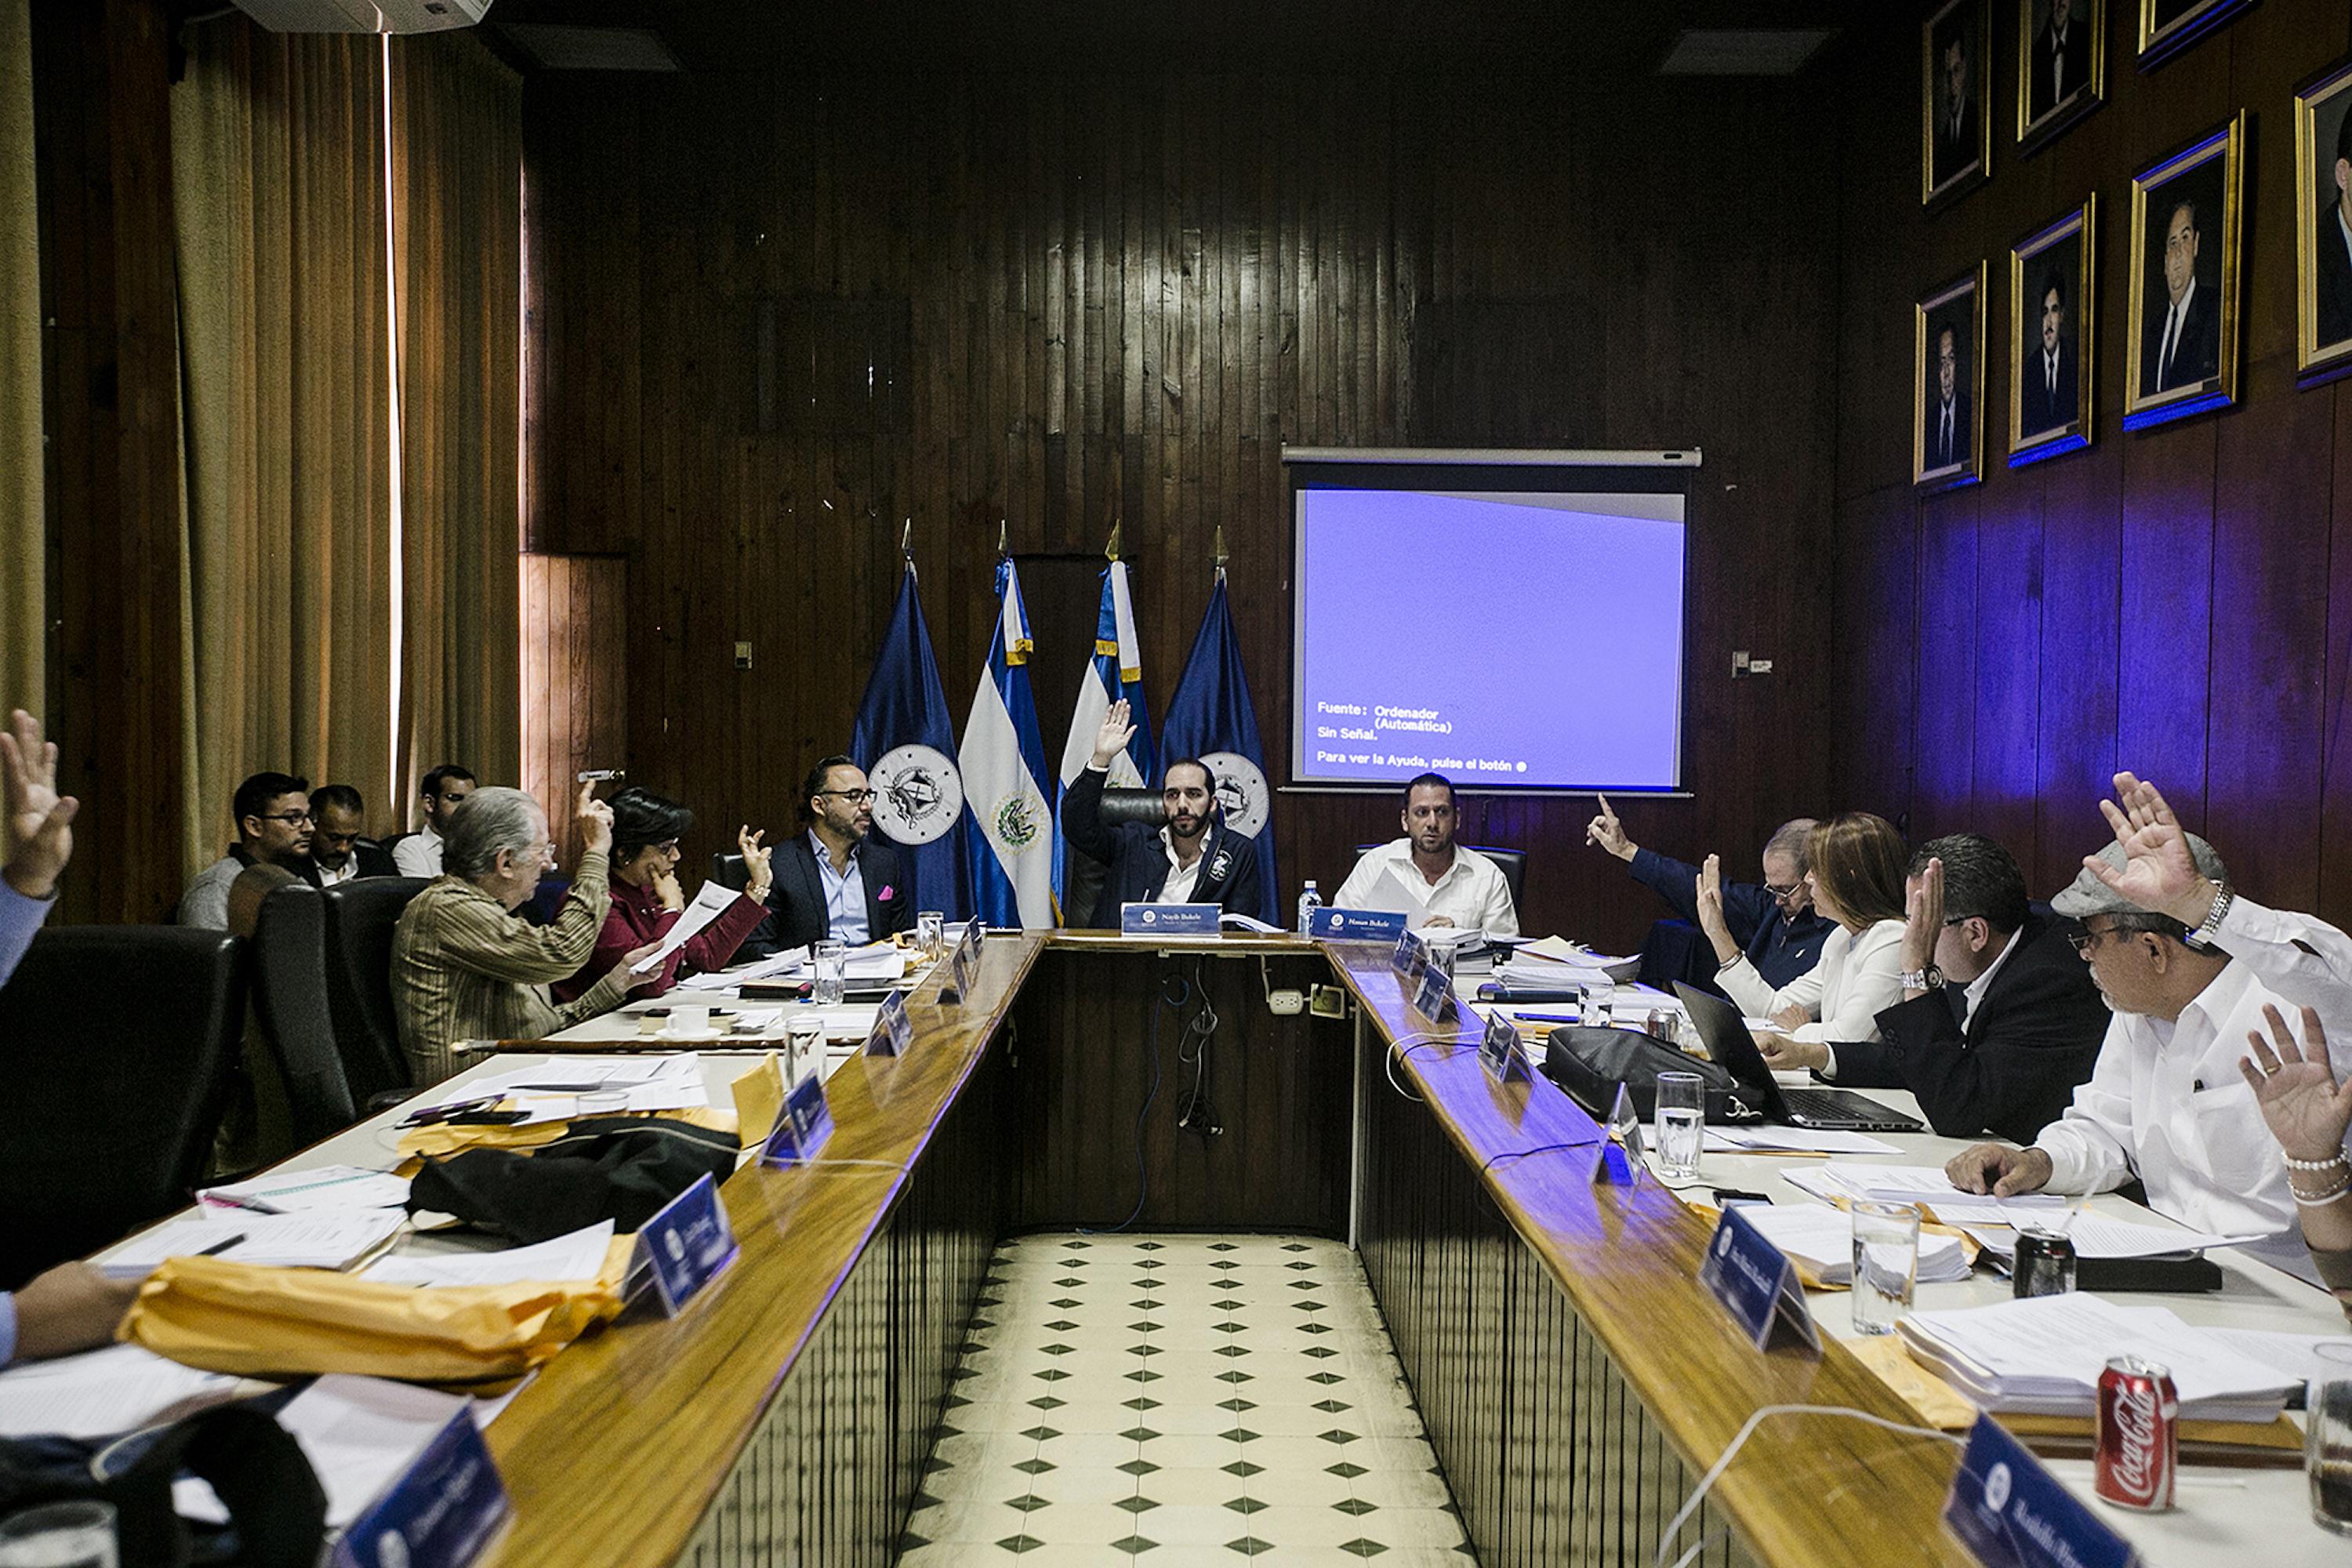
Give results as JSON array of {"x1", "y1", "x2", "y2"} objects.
[
  {"x1": 711, "y1": 851, "x2": 749, "y2": 892},
  {"x1": 249, "y1": 881, "x2": 359, "y2": 1144},
  {"x1": 1351, "y1": 842, "x2": 1528, "y2": 915},
  {"x1": 1058, "y1": 789, "x2": 1167, "y2": 928},
  {"x1": 320, "y1": 877, "x2": 430, "y2": 1108},
  {"x1": 0, "y1": 926, "x2": 247, "y2": 1286}
]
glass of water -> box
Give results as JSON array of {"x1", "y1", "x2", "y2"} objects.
[
  {"x1": 1582, "y1": 982, "x2": 1613, "y2": 1029},
  {"x1": 813, "y1": 940, "x2": 849, "y2": 1006},
  {"x1": 916, "y1": 909, "x2": 946, "y2": 960},
  {"x1": 0, "y1": 1501, "x2": 118, "y2": 1568},
  {"x1": 785, "y1": 1011, "x2": 825, "y2": 1086},
  {"x1": 1850, "y1": 1200, "x2": 1922, "y2": 1336},
  {"x1": 1653, "y1": 1070, "x2": 1704, "y2": 1180},
  {"x1": 2309, "y1": 1342, "x2": 2352, "y2": 1535}
]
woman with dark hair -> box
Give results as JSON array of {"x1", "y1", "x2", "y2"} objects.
[
  {"x1": 554, "y1": 786, "x2": 775, "y2": 1002},
  {"x1": 1697, "y1": 811, "x2": 1908, "y2": 1047}
]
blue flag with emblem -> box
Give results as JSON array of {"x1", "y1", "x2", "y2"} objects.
[
  {"x1": 960, "y1": 554, "x2": 1058, "y2": 927},
  {"x1": 1160, "y1": 569, "x2": 1279, "y2": 925},
  {"x1": 851, "y1": 557, "x2": 970, "y2": 922},
  {"x1": 1053, "y1": 555, "x2": 1156, "y2": 906}
]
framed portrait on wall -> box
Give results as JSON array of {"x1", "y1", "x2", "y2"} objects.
[
  {"x1": 2010, "y1": 198, "x2": 2096, "y2": 464},
  {"x1": 1923, "y1": 0, "x2": 1991, "y2": 208},
  {"x1": 1915, "y1": 264, "x2": 1986, "y2": 490},
  {"x1": 2017, "y1": 0, "x2": 2104, "y2": 153},
  {"x1": 2124, "y1": 114, "x2": 2243, "y2": 429},
  {"x1": 2296, "y1": 59, "x2": 2352, "y2": 384},
  {"x1": 2136, "y1": 0, "x2": 2254, "y2": 71}
]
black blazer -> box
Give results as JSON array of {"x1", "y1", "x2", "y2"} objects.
[
  {"x1": 2028, "y1": 17, "x2": 2091, "y2": 120},
  {"x1": 1928, "y1": 390, "x2": 1971, "y2": 469},
  {"x1": 2142, "y1": 284, "x2": 2220, "y2": 394},
  {"x1": 1835, "y1": 911, "x2": 2109, "y2": 1144},
  {"x1": 2318, "y1": 201, "x2": 2352, "y2": 351},
  {"x1": 2020, "y1": 343, "x2": 2079, "y2": 436},
  {"x1": 742, "y1": 834, "x2": 913, "y2": 957},
  {"x1": 1061, "y1": 766, "x2": 1263, "y2": 928},
  {"x1": 348, "y1": 840, "x2": 400, "y2": 880}
]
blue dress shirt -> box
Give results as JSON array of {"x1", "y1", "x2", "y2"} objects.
[{"x1": 811, "y1": 830, "x2": 870, "y2": 945}]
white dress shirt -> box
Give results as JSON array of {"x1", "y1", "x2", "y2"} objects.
[
  {"x1": 811, "y1": 829, "x2": 871, "y2": 944},
  {"x1": 2031, "y1": 898, "x2": 2352, "y2": 1271},
  {"x1": 1157, "y1": 831, "x2": 1205, "y2": 906},
  {"x1": 1332, "y1": 838, "x2": 1519, "y2": 936},
  {"x1": 1716, "y1": 918, "x2": 1905, "y2": 1044},
  {"x1": 316, "y1": 856, "x2": 358, "y2": 887},
  {"x1": 393, "y1": 824, "x2": 445, "y2": 878},
  {"x1": 2157, "y1": 276, "x2": 2198, "y2": 385}
]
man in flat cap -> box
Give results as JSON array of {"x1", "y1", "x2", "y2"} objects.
[{"x1": 1946, "y1": 772, "x2": 2352, "y2": 1279}]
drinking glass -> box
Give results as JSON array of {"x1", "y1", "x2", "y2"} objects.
[
  {"x1": 1581, "y1": 982, "x2": 1613, "y2": 1030},
  {"x1": 2308, "y1": 1341, "x2": 2352, "y2": 1535},
  {"x1": 0, "y1": 1501, "x2": 118, "y2": 1568},
  {"x1": 786, "y1": 1012, "x2": 826, "y2": 1084},
  {"x1": 1653, "y1": 1070, "x2": 1704, "y2": 1181},
  {"x1": 1850, "y1": 1200, "x2": 1922, "y2": 1336},
  {"x1": 916, "y1": 910, "x2": 946, "y2": 960},
  {"x1": 813, "y1": 941, "x2": 848, "y2": 1006}
]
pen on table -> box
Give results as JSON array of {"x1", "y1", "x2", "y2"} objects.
[
  {"x1": 194, "y1": 1233, "x2": 245, "y2": 1258},
  {"x1": 198, "y1": 1194, "x2": 280, "y2": 1216}
]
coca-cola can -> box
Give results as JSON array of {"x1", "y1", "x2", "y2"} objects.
[{"x1": 2095, "y1": 1355, "x2": 2178, "y2": 1511}]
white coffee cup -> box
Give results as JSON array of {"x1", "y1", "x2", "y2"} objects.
[{"x1": 671, "y1": 1004, "x2": 711, "y2": 1036}]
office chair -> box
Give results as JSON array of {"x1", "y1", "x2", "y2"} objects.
[
  {"x1": 711, "y1": 851, "x2": 750, "y2": 891},
  {"x1": 1350, "y1": 842, "x2": 1529, "y2": 915},
  {"x1": 249, "y1": 880, "x2": 360, "y2": 1145},
  {"x1": 320, "y1": 876, "x2": 430, "y2": 1108},
  {"x1": 0, "y1": 926, "x2": 247, "y2": 1286}
]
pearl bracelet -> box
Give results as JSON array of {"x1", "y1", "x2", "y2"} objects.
[
  {"x1": 2285, "y1": 1152, "x2": 2352, "y2": 1172},
  {"x1": 2292, "y1": 1180, "x2": 2352, "y2": 1207}
]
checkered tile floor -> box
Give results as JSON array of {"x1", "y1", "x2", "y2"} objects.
[{"x1": 895, "y1": 1233, "x2": 1476, "y2": 1567}]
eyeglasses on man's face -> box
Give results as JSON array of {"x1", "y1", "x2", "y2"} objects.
[
  {"x1": 2064, "y1": 922, "x2": 2128, "y2": 957},
  {"x1": 258, "y1": 810, "x2": 314, "y2": 826},
  {"x1": 820, "y1": 789, "x2": 877, "y2": 804}
]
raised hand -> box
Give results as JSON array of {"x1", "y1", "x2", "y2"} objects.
[
  {"x1": 2239, "y1": 1004, "x2": 2352, "y2": 1164},
  {"x1": 578, "y1": 795, "x2": 615, "y2": 857},
  {"x1": 1584, "y1": 794, "x2": 1635, "y2": 861},
  {"x1": 1696, "y1": 853, "x2": 1737, "y2": 962},
  {"x1": 739, "y1": 826, "x2": 773, "y2": 899},
  {"x1": 1091, "y1": 698, "x2": 1137, "y2": 769},
  {"x1": 1, "y1": 709, "x2": 77, "y2": 900},
  {"x1": 2084, "y1": 771, "x2": 2211, "y2": 926},
  {"x1": 1901, "y1": 855, "x2": 1945, "y2": 975}
]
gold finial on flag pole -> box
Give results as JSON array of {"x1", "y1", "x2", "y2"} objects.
[
  {"x1": 1105, "y1": 521, "x2": 1123, "y2": 562},
  {"x1": 996, "y1": 520, "x2": 1008, "y2": 558}
]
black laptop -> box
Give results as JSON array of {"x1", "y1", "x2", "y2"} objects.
[{"x1": 1671, "y1": 982, "x2": 1925, "y2": 1134}]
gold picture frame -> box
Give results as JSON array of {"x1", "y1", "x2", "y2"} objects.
[
  {"x1": 2124, "y1": 114, "x2": 2243, "y2": 429},
  {"x1": 2296, "y1": 58, "x2": 2352, "y2": 383},
  {"x1": 2136, "y1": 0, "x2": 2254, "y2": 71},
  {"x1": 1923, "y1": 0, "x2": 1992, "y2": 209},
  {"x1": 2009, "y1": 197, "x2": 2096, "y2": 463},
  {"x1": 1915, "y1": 263, "x2": 1987, "y2": 489},
  {"x1": 2016, "y1": 0, "x2": 2105, "y2": 154}
]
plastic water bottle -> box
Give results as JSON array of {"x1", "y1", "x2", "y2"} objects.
[{"x1": 1296, "y1": 880, "x2": 1323, "y2": 934}]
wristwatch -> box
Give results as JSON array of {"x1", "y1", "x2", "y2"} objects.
[
  {"x1": 1899, "y1": 966, "x2": 1944, "y2": 991},
  {"x1": 2182, "y1": 883, "x2": 2234, "y2": 951}
]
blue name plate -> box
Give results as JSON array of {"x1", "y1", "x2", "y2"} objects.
[
  {"x1": 1389, "y1": 929, "x2": 1428, "y2": 980},
  {"x1": 633, "y1": 1171, "x2": 739, "y2": 1316},
  {"x1": 1696, "y1": 1206, "x2": 1820, "y2": 1355},
  {"x1": 1309, "y1": 906, "x2": 1406, "y2": 941},
  {"x1": 760, "y1": 1067, "x2": 833, "y2": 1167},
  {"x1": 1120, "y1": 902, "x2": 1221, "y2": 935},
  {"x1": 865, "y1": 990, "x2": 913, "y2": 1057},
  {"x1": 1411, "y1": 961, "x2": 1456, "y2": 1022},
  {"x1": 939, "y1": 924, "x2": 982, "y2": 1004},
  {"x1": 1478, "y1": 1009, "x2": 1524, "y2": 1082},
  {"x1": 332, "y1": 1408, "x2": 509, "y2": 1568},
  {"x1": 1944, "y1": 1414, "x2": 2138, "y2": 1568}
]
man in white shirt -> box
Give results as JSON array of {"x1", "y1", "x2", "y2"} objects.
[
  {"x1": 1333, "y1": 773, "x2": 1519, "y2": 936},
  {"x1": 1948, "y1": 773, "x2": 2352, "y2": 1277},
  {"x1": 392, "y1": 763, "x2": 477, "y2": 878}
]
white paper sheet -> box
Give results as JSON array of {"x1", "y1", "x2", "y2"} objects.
[
  {"x1": 364, "y1": 1221, "x2": 614, "y2": 1288},
  {"x1": 1899, "y1": 1294, "x2": 2298, "y2": 1418},
  {"x1": 1958, "y1": 1211, "x2": 2268, "y2": 1259},
  {"x1": 198, "y1": 1164, "x2": 410, "y2": 1215},
  {"x1": 97, "y1": 1211, "x2": 407, "y2": 1278},
  {"x1": 0, "y1": 1344, "x2": 243, "y2": 1439},
  {"x1": 629, "y1": 882, "x2": 745, "y2": 972},
  {"x1": 1735, "y1": 1202, "x2": 1970, "y2": 1285},
  {"x1": 2205, "y1": 1329, "x2": 2352, "y2": 1391},
  {"x1": 1704, "y1": 1127, "x2": 1903, "y2": 1156}
]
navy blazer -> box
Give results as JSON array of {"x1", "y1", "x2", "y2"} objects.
[
  {"x1": 1629, "y1": 848, "x2": 1833, "y2": 993},
  {"x1": 1836, "y1": 910, "x2": 2109, "y2": 1144},
  {"x1": 742, "y1": 833, "x2": 913, "y2": 957},
  {"x1": 1061, "y1": 766, "x2": 1263, "y2": 928}
]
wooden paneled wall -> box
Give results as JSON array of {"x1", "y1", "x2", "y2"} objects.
[
  {"x1": 519, "y1": 554, "x2": 630, "y2": 858},
  {"x1": 522, "y1": 66, "x2": 1845, "y2": 949},
  {"x1": 1830, "y1": 1, "x2": 2352, "y2": 920}
]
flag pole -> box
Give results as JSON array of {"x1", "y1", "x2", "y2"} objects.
[
  {"x1": 901, "y1": 517, "x2": 915, "y2": 578},
  {"x1": 1212, "y1": 524, "x2": 1228, "y2": 584},
  {"x1": 1105, "y1": 520, "x2": 1123, "y2": 562},
  {"x1": 996, "y1": 519, "x2": 1008, "y2": 559}
]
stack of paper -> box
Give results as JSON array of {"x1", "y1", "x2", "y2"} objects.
[
  {"x1": 464, "y1": 1054, "x2": 709, "y2": 1125},
  {"x1": 1785, "y1": 1163, "x2": 2069, "y2": 1221},
  {"x1": 1897, "y1": 1294, "x2": 2299, "y2": 1421},
  {"x1": 1704, "y1": 1127, "x2": 1904, "y2": 1156},
  {"x1": 97, "y1": 1211, "x2": 407, "y2": 1278},
  {"x1": 199, "y1": 1164, "x2": 410, "y2": 1215},
  {"x1": 1736, "y1": 1203, "x2": 1971, "y2": 1286},
  {"x1": 675, "y1": 947, "x2": 808, "y2": 992},
  {"x1": 365, "y1": 1221, "x2": 614, "y2": 1288},
  {"x1": 0, "y1": 1344, "x2": 244, "y2": 1439},
  {"x1": 1508, "y1": 936, "x2": 1641, "y2": 983},
  {"x1": 1958, "y1": 1211, "x2": 2268, "y2": 1260}
]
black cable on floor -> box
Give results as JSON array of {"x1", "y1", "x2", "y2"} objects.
[{"x1": 1078, "y1": 971, "x2": 1178, "y2": 1236}]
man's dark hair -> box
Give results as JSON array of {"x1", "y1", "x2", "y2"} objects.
[
  {"x1": 2336, "y1": 105, "x2": 2352, "y2": 170},
  {"x1": 234, "y1": 771, "x2": 310, "y2": 833},
  {"x1": 1161, "y1": 757, "x2": 1213, "y2": 794},
  {"x1": 2041, "y1": 270, "x2": 2066, "y2": 312},
  {"x1": 310, "y1": 783, "x2": 365, "y2": 819},
  {"x1": 608, "y1": 786, "x2": 695, "y2": 863},
  {"x1": 2169, "y1": 197, "x2": 2200, "y2": 238},
  {"x1": 419, "y1": 764, "x2": 475, "y2": 799},
  {"x1": 1910, "y1": 833, "x2": 2028, "y2": 935},
  {"x1": 800, "y1": 754, "x2": 858, "y2": 822},
  {"x1": 1403, "y1": 772, "x2": 1455, "y2": 807}
]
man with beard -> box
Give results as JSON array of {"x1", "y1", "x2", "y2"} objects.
[
  {"x1": 743, "y1": 755, "x2": 914, "y2": 956},
  {"x1": 1334, "y1": 772, "x2": 1519, "y2": 936},
  {"x1": 177, "y1": 771, "x2": 320, "y2": 929},
  {"x1": 1063, "y1": 699, "x2": 1263, "y2": 927},
  {"x1": 2021, "y1": 269, "x2": 2081, "y2": 436}
]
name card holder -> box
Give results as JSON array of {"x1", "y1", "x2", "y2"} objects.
[
  {"x1": 633, "y1": 1171, "x2": 739, "y2": 1317},
  {"x1": 865, "y1": 991, "x2": 913, "y2": 1057},
  {"x1": 1592, "y1": 1083, "x2": 1646, "y2": 1185},
  {"x1": 1411, "y1": 961, "x2": 1456, "y2": 1023},
  {"x1": 1477, "y1": 1009, "x2": 1525, "y2": 1083},
  {"x1": 1309, "y1": 906, "x2": 1406, "y2": 942},
  {"x1": 1943, "y1": 1414, "x2": 2138, "y2": 1568},
  {"x1": 1389, "y1": 929, "x2": 1428, "y2": 981},
  {"x1": 331, "y1": 1407, "x2": 510, "y2": 1568},
  {"x1": 1120, "y1": 902, "x2": 1221, "y2": 936},
  {"x1": 1696, "y1": 1206, "x2": 1820, "y2": 1356},
  {"x1": 938, "y1": 923, "x2": 983, "y2": 1005},
  {"x1": 760, "y1": 1060, "x2": 834, "y2": 1167}
]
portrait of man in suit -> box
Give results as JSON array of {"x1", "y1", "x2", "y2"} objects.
[
  {"x1": 2027, "y1": 0, "x2": 2094, "y2": 126},
  {"x1": 1916, "y1": 269, "x2": 1981, "y2": 487},
  {"x1": 2140, "y1": 193, "x2": 2221, "y2": 396},
  {"x1": 2020, "y1": 267, "x2": 2080, "y2": 437},
  {"x1": 2312, "y1": 93, "x2": 2352, "y2": 360},
  {"x1": 1925, "y1": 2, "x2": 1984, "y2": 200}
]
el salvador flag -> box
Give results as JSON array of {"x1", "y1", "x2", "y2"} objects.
[
  {"x1": 960, "y1": 557, "x2": 1058, "y2": 928},
  {"x1": 1161, "y1": 574, "x2": 1279, "y2": 925},
  {"x1": 851, "y1": 562, "x2": 970, "y2": 922},
  {"x1": 1053, "y1": 560, "x2": 1155, "y2": 905}
]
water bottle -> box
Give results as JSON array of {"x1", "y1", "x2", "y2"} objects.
[{"x1": 1296, "y1": 880, "x2": 1323, "y2": 934}]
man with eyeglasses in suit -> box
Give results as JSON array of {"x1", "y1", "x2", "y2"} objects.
[
  {"x1": 177, "y1": 771, "x2": 321, "y2": 929},
  {"x1": 743, "y1": 756, "x2": 914, "y2": 957}
]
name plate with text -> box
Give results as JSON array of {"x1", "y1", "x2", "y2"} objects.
[
  {"x1": 938, "y1": 923, "x2": 983, "y2": 1004},
  {"x1": 633, "y1": 1172, "x2": 739, "y2": 1316},
  {"x1": 760, "y1": 1064, "x2": 833, "y2": 1167},
  {"x1": 1477, "y1": 1008, "x2": 1524, "y2": 1083},
  {"x1": 1695, "y1": 1205, "x2": 1820, "y2": 1355},
  {"x1": 1411, "y1": 962, "x2": 1456, "y2": 1023},
  {"x1": 1390, "y1": 929, "x2": 1428, "y2": 982},
  {"x1": 865, "y1": 990, "x2": 913, "y2": 1057},
  {"x1": 1309, "y1": 906, "x2": 1406, "y2": 942},
  {"x1": 332, "y1": 1408, "x2": 510, "y2": 1568},
  {"x1": 1943, "y1": 1414, "x2": 2137, "y2": 1568},
  {"x1": 1120, "y1": 902, "x2": 1221, "y2": 936}
]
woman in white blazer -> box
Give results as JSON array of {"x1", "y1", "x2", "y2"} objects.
[{"x1": 1697, "y1": 812, "x2": 1908, "y2": 1045}]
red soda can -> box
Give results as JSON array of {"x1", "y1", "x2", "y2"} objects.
[{"x1": 2095, "y1": 1354, "x2": 2178, "y2": 1510}]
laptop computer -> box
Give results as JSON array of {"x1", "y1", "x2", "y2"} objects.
[{"x1": 1671, "y1": 982, "x2": 1925, "y2": 1134}]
